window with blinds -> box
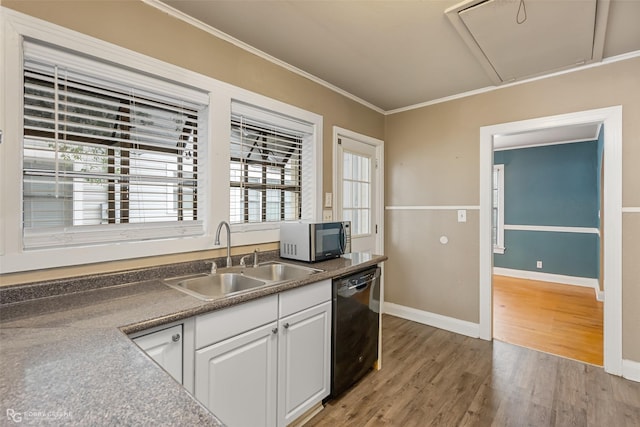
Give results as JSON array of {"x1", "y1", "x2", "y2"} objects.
[
  {"x1": 22, "y1": 42, "x2": 208, "y2": 249},
  {"x1": 493, "y1": 164, "x2": 505, "y2": 253},
  {"x1": 230, "y1": 103, "x2": 313, "y2": 225}
]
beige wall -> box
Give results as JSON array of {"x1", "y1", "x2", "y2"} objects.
[
  {"x1": 384, "y1": 57, "x2": 640, "y2": 362},
  {"x1": 622, "y1": 215, "x2": 640, "y2": 363},
  {"x1": 0, "y1": 1, "x2": 384, "y2": 285},
  {"x1": 385, "y1": 210, "x2": 480, "y2": 322}
]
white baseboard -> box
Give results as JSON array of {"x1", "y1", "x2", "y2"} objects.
[
  {"x1": 384, "y1": 302, "x2": 479, "y2": 338},
  {"x1": 493, "y1": 267, "x2": 603, "y2": 300},
  {"x1": 622, "y1": 359, "x2": 640, "y2": 383}
]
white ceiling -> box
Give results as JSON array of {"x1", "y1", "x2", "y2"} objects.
[{"x1": 156, "y1": 0, "x2": 640, "y2": 113}]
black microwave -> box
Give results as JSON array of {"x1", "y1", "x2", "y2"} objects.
[{"x1": 279, "y1": 221, "x2": 351, "y2": 262}]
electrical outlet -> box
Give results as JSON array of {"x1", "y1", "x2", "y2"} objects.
[
  {"x1": 457, "y1": 209, "x2": 466, "y2": 222},
  {"x1": 536, "y1": 261, "x2": 542, "y2": 269},
  {"x1": 322, "y1": 210, "x2": 333, "y2": 221}
]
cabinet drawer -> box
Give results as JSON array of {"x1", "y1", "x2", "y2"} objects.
[
  {"x1": 132, "y1": 324, "x2": 183, "y2": 384},
  {"x1": 279, "y1": 279, "x2": 331, "y2": 318},
  {"x1": 195, "y1": 294, "x2": 278, "y2": 349}
]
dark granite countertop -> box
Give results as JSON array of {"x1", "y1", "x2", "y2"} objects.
[{"x1": 0, "y1": 253, "x2": 386, "y2": 425}]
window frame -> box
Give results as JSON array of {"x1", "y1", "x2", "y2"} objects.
[
  {"x1": 225, "y1": 98, "x2": 322, "y2": 245},
  {"x1": 0, "y1": 9, "x2": 322, "y2": 273},
  {"x1": 21, "y1": 46, "x2": 207, "y2": 248},
  {"x1": 493, "y1": 163, "x2": 505, "y2": 254},
  {"x1": 229, "y1": 105, "x2": 313, "y2": 227}
]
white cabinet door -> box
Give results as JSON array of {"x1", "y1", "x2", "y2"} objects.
[
  {"x1": 195, "y1": 322, "x2": 278, "y2": 427},
  {"x1": 133, "y1": 324, "x2": 183, "y2": 384},
  {"x1": 277, "y1": 301, "x2": 331, "y2": 427}
]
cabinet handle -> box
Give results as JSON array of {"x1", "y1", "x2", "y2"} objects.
[
  {"x1": 272, "y1": 328, "x2": 278, "y2": 334},
  {"x1": 172, "y1": 334, "x2": 181, "y2": 342},
  {"x1": 283, "y1": 323, "x2": 290, "y2": 329}
]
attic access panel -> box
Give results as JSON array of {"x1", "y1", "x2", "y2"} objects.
[{"x1": 446, "y1": 0, "x2": 607, "y2": 84}]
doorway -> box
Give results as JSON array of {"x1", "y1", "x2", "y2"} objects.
[
  {"x1": 478, "y1": 106, "x2": 623, "y2": 375},
  {"x1": 332, "y1": 127, "x2": 384, "y2": 256},
  {"x1": 491, "y1": 128, "x2": 604, "y2": 364}
]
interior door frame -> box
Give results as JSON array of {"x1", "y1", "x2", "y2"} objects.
[
  {"x1": 479, "y1": 106, "x2": 623, "y2": 376},
  {"x1": 332, "y1": 127, "x2": 385, "y2": 257}
]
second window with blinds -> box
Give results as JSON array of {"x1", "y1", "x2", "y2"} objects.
[{"x1": 229, "y1": 102, "x2": 314, "y2": 226}]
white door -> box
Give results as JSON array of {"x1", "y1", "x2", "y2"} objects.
[
  {"x1": 277, "y1": 301, "x2": 331, "y2": 427},
  {"x1": 133, "y1": 324, "x2": 183, "y2": 384},
  {"x1": 337, "y1": 136, "x2": 378, "y2": 254},
  {"x1": 195, "y1": 322, "x2": 278, "y2": 427}
]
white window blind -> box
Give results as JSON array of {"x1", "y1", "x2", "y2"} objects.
[
  {"x1": 230, "y1": 102, "x2": 314, "y2": 225},
  {"x1": 22, "y1": 41, "x2": 209, "y2": 249}
]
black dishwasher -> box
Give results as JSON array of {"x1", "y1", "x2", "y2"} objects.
[{"x1": 330, "y1": 266, "x2": 381, "y2": 398}]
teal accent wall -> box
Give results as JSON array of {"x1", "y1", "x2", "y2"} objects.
[
  {"x1": 494, "y1": 141, "x2": 600, "y2": 278},
  {"x1": 494, "y1": 142, "x2": 599, "y2": 227},
  {"x1": 500, "y1": 231, "x2": 599, "y2": 278}
]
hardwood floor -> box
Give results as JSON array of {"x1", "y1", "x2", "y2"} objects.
[
  {"x1": 492, "y1": 275, "x2": 603, "y2": 366},
  {"x1": 307, "y1": 315, "x2": 640, "y2": 427}
]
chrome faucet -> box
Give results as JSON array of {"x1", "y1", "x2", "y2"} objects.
[
  {"x1": 252, "y1": 248, "x2": 259, "y2": 267},
  {"x1": 214, "y1": 221, "x2": 232, "y2": 267},
  {"x1": 240, "y1": 249, "x2": 260, "y2": 268}
]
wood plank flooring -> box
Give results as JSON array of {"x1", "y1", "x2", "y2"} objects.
[
  {"x1": 307, "y1": 315, "x2": 640, "y2": 427},
  {"x1": 492, "y1": 275, "x2": 603, "y2": 366}
]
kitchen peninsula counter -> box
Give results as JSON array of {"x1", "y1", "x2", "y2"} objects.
[{"x1": 0, "y1": 253, "x2": 386, "y2": 425}]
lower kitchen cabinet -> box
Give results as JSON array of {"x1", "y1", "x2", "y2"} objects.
[
  {"x1": 194, "y1": 279, "x2": 331, "y2": 427},
  {"x1": 132, "y1": 324, "x2": 183, "y2": 384},
  {"x1": 195, "y1": 321, "x2": 278, "y2": 427},
  {"x1": 277, "y1": 300, "x2": 331, "y2": 427}
]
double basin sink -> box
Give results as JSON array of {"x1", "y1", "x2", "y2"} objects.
[{"x1": 163, "y1": 261, "x2": 321, "y2": 301}]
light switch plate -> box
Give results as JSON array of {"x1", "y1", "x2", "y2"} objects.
[
  {"x1": 322, "y1": 210, "x2": 333, "y2": 221},
  {"x1": 324, "y1": 193, "x2": 332, "y2": 208},
  {"x1": 457, "y1": 209, "x2": 467, "y2": 222}
]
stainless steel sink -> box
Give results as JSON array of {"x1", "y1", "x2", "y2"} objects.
[
  {"x1": 164, "y1": 273, "x2": 267, "y2": 301},
  {"x1": 241, "y1": 261, "x2": 321, "y2": 283},
  {"x1": 163, "y1": 261, "x2": 321, "y2": 301}
]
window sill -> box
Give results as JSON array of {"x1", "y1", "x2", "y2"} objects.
[{"x1": 493, "y1": 246, "x2": 505, "y2": 255}]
